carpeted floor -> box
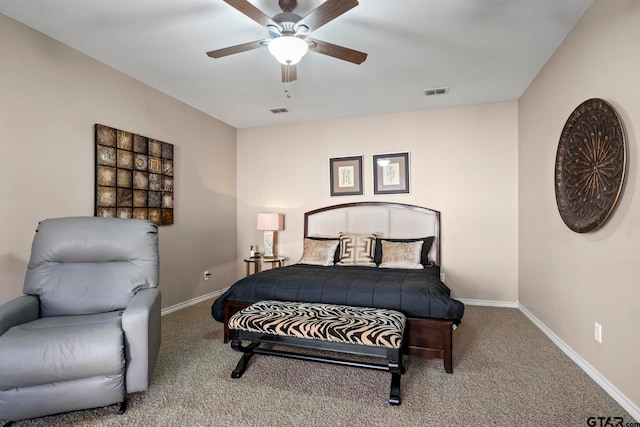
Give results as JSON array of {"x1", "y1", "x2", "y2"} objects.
[{"x1": 2, "y1": 300, "x2": 634, "y2": 426}]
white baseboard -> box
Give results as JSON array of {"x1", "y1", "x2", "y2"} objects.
[
  {"x1": 458, "y1": 298, "x2": 519, "y2": 308},
  {"x1": 161, "y1": 288, "x2": 228, "y2": 316},
  {"x1": 519, "y1": 304, "x2": 640, "y2": 422}
]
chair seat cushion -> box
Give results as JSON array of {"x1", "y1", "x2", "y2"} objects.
[{"x1": 0, "y1": 312, "x2": 124, "y2": 389}]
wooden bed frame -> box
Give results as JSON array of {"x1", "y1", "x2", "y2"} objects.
[{"x1": 222, "y1": 201, "x2": 456, "y2": 373}]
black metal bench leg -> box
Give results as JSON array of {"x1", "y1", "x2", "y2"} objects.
[
  {"x1": 230, "y1": 340, "x2": 260, "y2": 378},
  {"x1": 388, "y1": 359, "x2": 402, "y2": 405}
]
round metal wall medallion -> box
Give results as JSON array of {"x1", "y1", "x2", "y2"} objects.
[{"x1": 555, "y1": 98, "x2": 626, "y2": 233}]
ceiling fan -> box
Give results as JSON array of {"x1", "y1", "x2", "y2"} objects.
[{"x1": 206, "y1": 0, "x2": 367, "y2": 82}]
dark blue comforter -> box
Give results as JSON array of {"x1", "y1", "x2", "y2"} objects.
[{"x1": 211, "y1": 264, "x2": 464, "y2": 322}]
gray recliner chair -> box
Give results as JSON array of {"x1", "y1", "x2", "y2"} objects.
[{"x1": 0, "y1": 217, "x2": 161, "y2": 423}]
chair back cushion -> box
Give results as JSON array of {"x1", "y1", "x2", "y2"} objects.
[{"x1": 24, "y1": 217, "x2": 159, "y2": 317}]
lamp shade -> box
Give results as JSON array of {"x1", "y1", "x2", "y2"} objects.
[
  {"x1": 268, "y1": 36, "x2": 309, "y2": 65},
  {"x1": 257, "y1": 213, "x2": 284, "y2": 231}
]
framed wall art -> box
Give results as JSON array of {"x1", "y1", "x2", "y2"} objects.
[
  {"x1": 329, "y1": 155, "x2": 363, "y2": 196},
  {"x1": 95, "y1": 124, "x2": 175, "y2": 225},
  {"x1": 373, "y1": 152, "x2": 409, "y2": 195}
]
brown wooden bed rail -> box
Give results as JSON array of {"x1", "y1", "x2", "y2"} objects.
[{"x1": 222, "y1": 300, "x2": 454, "y2": 373}]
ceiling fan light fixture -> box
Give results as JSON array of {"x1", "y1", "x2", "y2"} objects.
[{"x1": 268, "y1": 36, "x2": 308, "y2": 65}]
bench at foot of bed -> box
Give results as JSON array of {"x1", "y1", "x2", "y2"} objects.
[
  {"x1": 228, "y1": 300, "x2": 407, "y2": 405},
  {"x1": 222, "y1": 299, "x2": 455, "y2": 374}
]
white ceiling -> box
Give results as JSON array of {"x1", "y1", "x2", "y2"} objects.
[{"x1": 0, "y1": 0, "x2": 593, "y2": 129}]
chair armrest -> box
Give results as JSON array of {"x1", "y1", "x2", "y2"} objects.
[
  {"x1": 121, "y1": 287, "x2": 161, "y2": 393},
  {"x1": 0, "y1": 295, "x2": 39, "y2": 336}
]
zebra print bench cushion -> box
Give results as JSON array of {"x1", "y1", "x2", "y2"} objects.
[{"x1": 229, "y1": 300, "x2": 406, "y2": 349}]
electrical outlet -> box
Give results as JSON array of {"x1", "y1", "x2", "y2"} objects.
[
  {"x1": 203, "y1": 271, "x2": 211, "y2": 281},
  {"x1": 440, "y1": 272, "x2": 445, "y2": 282},
  {"x1": 594, "y1": 322, "x2": 602, "y2": 343}
]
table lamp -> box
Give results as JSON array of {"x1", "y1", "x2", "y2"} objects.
[{"x1": 256, "y1": 213, "x2": 284, "y2": 258}]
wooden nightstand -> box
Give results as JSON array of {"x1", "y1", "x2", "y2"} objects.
[{"x1": 243, "y1": 256, "x2": 285, "y2": 276}]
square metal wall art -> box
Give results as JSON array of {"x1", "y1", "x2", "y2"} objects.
[{"x1": 95, "y1": 124, "x2": 174, "y2": 225}]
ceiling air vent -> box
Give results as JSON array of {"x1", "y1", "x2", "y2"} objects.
[
  {"x1": 270, "y1": 107, "x2": 289, "y2": 114},
  {"x1": 423, "y1": 87, "x2": 449, "y2": 96}
]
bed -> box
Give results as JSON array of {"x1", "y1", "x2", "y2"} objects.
[{"x1": 211, "y1": 202, "x2": 465, "y2": 373}]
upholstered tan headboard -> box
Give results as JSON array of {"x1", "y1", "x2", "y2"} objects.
[{"x1": 304, "y1": 202, "x2": 441, "y2": 266}]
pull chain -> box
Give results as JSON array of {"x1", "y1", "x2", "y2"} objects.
[{"x1": 283, "y1": 64, "x2": 292, "y2": 98}]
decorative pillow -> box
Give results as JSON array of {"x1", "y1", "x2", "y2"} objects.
[
  {"x1": 307, "y1": 235, "x2": 341, "y2": 264},
  {"x1": 336, "y1": 233, "x2": 377, "y2": 267},
  {"x1": 298, "y1": 238, "x2": 340, "y2": 266},
  {"x1": 374, "y1": 236, "x2": 435, "y2": 266},
  {"x1": 378, "y1": 240, "x2": 424, "y2": 269}
]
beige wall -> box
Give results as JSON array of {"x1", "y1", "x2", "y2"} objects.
[
  {"x1": 0, "y1": 14, "x2": 238, "y2": 309},
  {"x1": 237, "y1": 102, "x2": 519, "y2": 302},
  {"x1": 519, "y1": 0, "x2": 640, "y2": 410}
]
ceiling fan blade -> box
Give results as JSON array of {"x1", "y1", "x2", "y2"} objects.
[
  {"x1": 206, "y1": 40, "x2": 265, "y2": 58},
  {"x1": 282, "y1": 64, "x2": 297, "y2": 82},
  {"x1": 296, "y1": 0, "x2": 358, "y2": 32},
  {"x1": 307, "y1": 38, "x2": 367, "y2": 64},
  {"x1": 223, "y1": 0, "x2": 277, "y2": 27}
]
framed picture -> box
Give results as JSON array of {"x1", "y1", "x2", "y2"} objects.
[
  {"x1": 330, "y1": 156, "x2": 363, "y2": 196},
  {"x1": 373, "y1": 152, "x2": 410, "y2": 195}
]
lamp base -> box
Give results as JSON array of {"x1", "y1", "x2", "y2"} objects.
[{"x1": 263, "y1": 230, "x2": 277, "y2": 258}]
